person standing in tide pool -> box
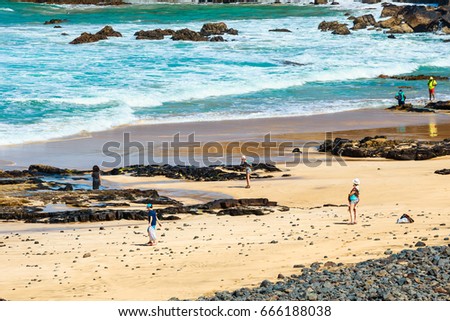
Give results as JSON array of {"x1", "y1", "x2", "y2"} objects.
[
  {"x1": 428, "y1": 77, "x2": 437, "y2": 101},
  {"x1": 147, "y1": 204, "x2": 161, "y2": 246}
]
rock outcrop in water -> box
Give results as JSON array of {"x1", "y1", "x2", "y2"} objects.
[
  {"x1": 134, "y1": 29, "x2": 175, "y2": 40},
  {"x1": 386, "y1": 104, "x2": 435, "y2": 113},
  {"x1": 197, "y1": 246, "x2": 450, "y2": 301},
  {"x1": 318, "y1": 21, "x2": 351, "y2": 35},
  {"x1": 134, "y1": 23, "x2": 238, "y2": 42},
  {"x1": 379, "y1": 3, "x2": 450, "y2": 34},
  {"x1": 70, "y1": 26, "x2": 122, "y2": 44},
  {"x1": 320, "y1": 3, "x2": 450, "y2": 35},
  {"x1": 319, "y1": 137, "x2": 450, "y2": 160}
]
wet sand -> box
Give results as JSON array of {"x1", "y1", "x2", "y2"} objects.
[{"x1": 1, "y1": 108, "x2": 449, "y2": 170}]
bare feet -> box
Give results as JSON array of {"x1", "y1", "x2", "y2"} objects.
[{"x1": 245, "y1": 185, "x2": 250, "y2": 189}]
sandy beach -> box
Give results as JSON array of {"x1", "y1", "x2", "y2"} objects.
[{"x1": 1, "y1": 110, "x2": 449, "y2": 300}]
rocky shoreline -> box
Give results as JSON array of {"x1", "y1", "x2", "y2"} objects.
[
  {"x1": 195, "y1": 245, "x2": 450, "y2": 301},
  {"x1": 319, "y1": 3, "x2": 450, "y2": 35},
  {"x1": 0, "y1": 163, "x2": 286, "y2": 223},
  {"x1": 319, "y1": 136, "x2": 450, "y2": 160}
]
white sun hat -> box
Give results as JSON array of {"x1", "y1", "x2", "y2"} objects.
[{"x1": 353, "y1": 178, "x2": 360, "y2": 185}]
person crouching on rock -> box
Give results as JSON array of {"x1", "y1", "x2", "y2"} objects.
[
  {"x1": 241, "y1": 155, "x2": 252, "y2": 189},
  {"x1": 395, "y1": 89, "x2": 406, "y2": 107},
  {"x1": 348, "y1": 178, "x2": 360, "y2": 225},
  {"x1": 147, "y1": 204, "x2": 161, "y2": 246}
]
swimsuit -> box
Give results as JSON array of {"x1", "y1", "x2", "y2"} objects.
[{"x1": 349, "y1": 194, "x2": 359, "y2": 204}]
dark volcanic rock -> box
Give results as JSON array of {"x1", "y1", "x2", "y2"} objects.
[
  {"x1": 198, "y1": 246, "x2": 450, "y2": 301},
  {"x1": 157, "y1": 198, "x2": 283, "y2": 217},
  {"x1": 318, "y1": 137, "x2": 450, "y2": 160},
  {"x1": 96, "y1": 25, "x2": 122, "y2": 37},
  {"x1": 399, "y1": 5, "x2": 441, "y2": 32},
  {"x1": 209, "y1": 36, "x2": 225, "y2": 42},
  {"x1": 425, "y1": 100, "x2": 450, "y2": 110},
  {"x1": 352, "y1": 14, "x2": 377, "y2": 30},
  {"x1": 378, "y1": 74, "x2": 449, "y2": 81},
  {"x1": 171, "y1": 28, "x2": 208, "y2": 42},
  {"x1": 28, "y1": 164, "x2": 70, "y2": 175},
  {"x1": 435, "y1": 168, "x2": 450, "y2": 175},
  {"x1": 387, "y1": 104, "x2": 435, "y2": 113},
  {"x1": 269, "y1": 29, "x2": 292, "y2": 32},
  {"x1": 44, "y1": 19, "x2": 68, "y2": 25},
  {"x1": 318, "y1": 21, "x2": 350, "y2": 35},
  {"x1": 134, "y1": 29, "x2": 175, "y2": 40},
  {"x1": 70, "y1": 25, "x2": 121, "y2": 44},
  {"x1": 70, "y1": 32, "x2": 107, "y2": 44},
  {"x1": 104, "y1": 163, "x2": 281, "y2": 181},
  {"x1": 200, "y1": 22, "x2": 238, "y2": 36},
  {"x1": 381, "y1": 3, "x2": 404, "y2": 18}
]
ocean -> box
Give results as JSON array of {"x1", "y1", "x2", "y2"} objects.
[{"x1": 1, "y1": 1, "x2": 449, "y2": 145}]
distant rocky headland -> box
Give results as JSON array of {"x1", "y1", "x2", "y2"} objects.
[
  {"x1": 17, "y1": 0, "x2": 126, "y2": 5},
  {"x1": 320, "y1": 3, "x2": 450, "y2": 35}
]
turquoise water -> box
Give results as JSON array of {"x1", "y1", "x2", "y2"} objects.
[{"x1": 1, "y1": 1, "x2": 450, "y2": 145}]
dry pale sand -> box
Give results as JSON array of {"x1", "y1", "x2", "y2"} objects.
[{"x1": 1, "y1": 153, "x2": 449, "y2": 301}]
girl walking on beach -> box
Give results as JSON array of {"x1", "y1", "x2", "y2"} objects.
[
  {"x1": 241, "y1": 155, "x2": 252, "y2": 188},
  {"x1": 348, "y1": 178, "x2": 360, "y2": 224}
]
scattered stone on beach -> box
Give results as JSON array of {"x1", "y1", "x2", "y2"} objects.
[
  {"x1": 319, "y1": 136, "x2": 450, "y2": 161},
  {"x1": 83, "y1": 253, "x2": 91, "y2": 258},
  {"x1": 435, "y1": 168, "x2": 450, "y2": 175},
  {"x1": 415, "y1": 241, "x2": 426, "y2": 247},
  {"x1": 198, "y1": 246, "x2": 450, "y2": 301},
  {"x1": 70, "y1": 26, "x2": 121, "y2": 44}
]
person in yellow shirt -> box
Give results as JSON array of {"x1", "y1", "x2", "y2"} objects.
[{"x1": 428, "y1": 76, "x2": 437, "y2": 101}]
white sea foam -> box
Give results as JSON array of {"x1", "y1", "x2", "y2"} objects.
[
  {"x1": 1, "y1": 4, "x2": 450, "y2": 146},
  {"x1": 0, "y1": 8, "x2": 14, "y2": 12}
]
